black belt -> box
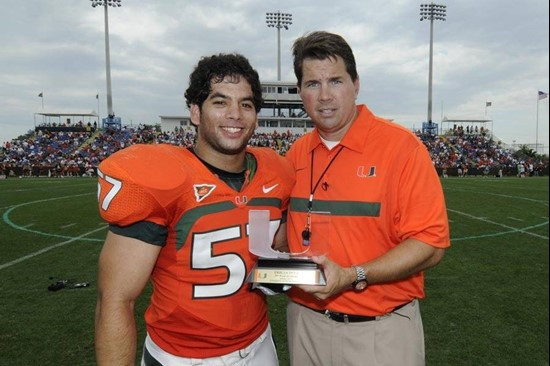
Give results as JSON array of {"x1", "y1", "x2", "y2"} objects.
[{"x1": 305, "y1": 301, "x2": 411, "y2": 323}]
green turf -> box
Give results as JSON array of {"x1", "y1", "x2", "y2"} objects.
[{"x1": 0, "y1": 177, "x2": 548, "y2": 365}]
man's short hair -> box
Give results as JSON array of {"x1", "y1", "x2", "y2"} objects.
[
  {"x1": 292, "y1": 31, "x2": 358, "y2": 86},
  {"x1": 184, "y1": 53, "x2": 263, "y2": 112}
]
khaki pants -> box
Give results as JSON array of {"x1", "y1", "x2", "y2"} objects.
[{"x1": 287, "y1": 300, "x2": 425, "y2": 366}]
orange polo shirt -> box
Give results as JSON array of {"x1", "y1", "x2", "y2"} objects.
[{"x1": 286, "y1": 104, "x2": 450, "y2": 316}]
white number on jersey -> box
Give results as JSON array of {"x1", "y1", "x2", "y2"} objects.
[
  {"x1": 97, "y1": 168, "x2": 123, "y2": 211},
  {"x1": 191, "y1": 226, "x2": 247, "y2": 298}
]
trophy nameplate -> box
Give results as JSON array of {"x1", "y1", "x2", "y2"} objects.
[
  {"x1": 247, "y1": 210, "x2": 329, "y2": 286},
  {"x1": 250, "y1": 258, "x2": 326, "y2": 285}
]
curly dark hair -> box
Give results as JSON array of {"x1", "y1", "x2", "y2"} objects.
[
  {"x1": 184, "y1": 53, "x2": 263, "y2": 112},
  {"x1": 292, "y1": 31, "x2": 358, "y2": 87}
]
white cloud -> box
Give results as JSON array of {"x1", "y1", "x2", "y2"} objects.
[{"x1": 0, "y1": 0, "x2": 548, "y2": 152}]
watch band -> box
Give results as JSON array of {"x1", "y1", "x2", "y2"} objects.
[{"x1": 352, "y1": 266, "x2": 368, "y2": 290}]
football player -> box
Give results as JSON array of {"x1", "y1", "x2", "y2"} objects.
[{"x1": 95, "y1": 53, "x2": 294, "y2": 366}]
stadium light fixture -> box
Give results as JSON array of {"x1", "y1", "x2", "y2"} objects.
[
  {"x1": 91, "y1": 0, "x2": 122, "y2": 120},
  {"x1": 266, "y1": 11, "x2": 292, "y2": 81},
  {"x1": 420, "y1": 3, "x2": 446, "y2": 125}
]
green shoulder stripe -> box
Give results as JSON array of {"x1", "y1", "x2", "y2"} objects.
[
  {"x1": 247, "y1": 197, "x2": 283, "y2": 208},
  {"x1": 175, "y1": 197, "x2": 284, "y2": 250},
  {"x1": 109, "y1": 221, "x2": 168, "y2": 246},
  {"x1": 175, "y1": 201, "x2": 237, "y2": 250}
]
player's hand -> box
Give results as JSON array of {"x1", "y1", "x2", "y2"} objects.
[{"x1": 296, "y1": 255, "x2": 355, "y2": 300}]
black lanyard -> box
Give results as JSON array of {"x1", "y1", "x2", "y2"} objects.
[{"x1": 302, "y1": 145, "x2": 344, "y2": 245}]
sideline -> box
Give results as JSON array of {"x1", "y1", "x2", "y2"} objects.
[
  {"x1": 0, "y1": 225, "x2": 107, "y2": 271},
  {"x1": 444, "y1": 187, "x2": 549, "y2": 205},
  {"x1": 448, "y1": 208, "x2": 549, "y2": 241}
]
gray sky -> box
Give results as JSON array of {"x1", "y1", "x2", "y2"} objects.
[{"x1": 1, "y1": 0, "x2": 548, "y2": 152}]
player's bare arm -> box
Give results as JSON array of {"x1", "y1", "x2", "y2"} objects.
[{"x1": 95, "y1": 231, "x2": 161, "y2": 366}]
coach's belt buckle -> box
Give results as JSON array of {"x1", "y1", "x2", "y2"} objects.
[{"x1": 324, "y1": 310, "x2": 350, "y2": 323}]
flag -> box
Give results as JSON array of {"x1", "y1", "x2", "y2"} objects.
[
  {"x1": 538, "y1": 91, "x2": 548, "y2": 100},
  {"x1": 38, "y1": 92, "x2": 43, "y2": 98},
  {"x1": 96, "y1": 94, "x2": 99, "y2": 99},
  {"x1": 486, "y1": 101, "x2": 492, "y2": 107}
]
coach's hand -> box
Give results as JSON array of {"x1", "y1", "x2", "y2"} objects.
[{"x1": 296, "y1": 255, "x2": 355, "y2": 300}]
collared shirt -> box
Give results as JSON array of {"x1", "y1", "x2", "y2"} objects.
[{"x1": 286, "y1": 104, "x2": 450, "y2": 316}]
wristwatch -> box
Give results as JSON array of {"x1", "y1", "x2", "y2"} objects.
[{"x1": 351, "y1": 266, "x2": 368, "y2": 291}]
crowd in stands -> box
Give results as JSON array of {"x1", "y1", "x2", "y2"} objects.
[
  {"x1": 36, "y1": 120, "x2": 97, "y2": 130},
  {"x1": 1, "y1": 123, "x2": 548, "y2": 178},
  {"x1": 248, "y1": 131, "x2": 301, "y2": 155},
  {"x1": 415, "y1": 125, "x2": 547, "y2": 176}
]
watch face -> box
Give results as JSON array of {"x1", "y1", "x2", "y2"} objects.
[{"x1": 354, "y1": 280, "x2": 367, "y2": 291}]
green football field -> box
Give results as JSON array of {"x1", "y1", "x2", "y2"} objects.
[{"x1": 0, "y1": 177, "x2": 548, "y2": 365}]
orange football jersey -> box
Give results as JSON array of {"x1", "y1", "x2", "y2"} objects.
[{"x1": 97, "y1": 144, "x2": 294, "y2": 358}]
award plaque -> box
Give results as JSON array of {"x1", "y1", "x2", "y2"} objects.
[
  {"x1": 247, "y1": 210, "x2": 330, "y2": 286},
  {"x1": 250, "y1": 258, "x2": 326, "y2": 285}
]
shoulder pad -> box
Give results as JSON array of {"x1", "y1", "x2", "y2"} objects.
[{"x1": 97, "y1": 144, "x2": 191, "y2": 226}]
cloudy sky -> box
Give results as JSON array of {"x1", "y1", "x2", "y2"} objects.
[{"x1": 1, "y1": 0, "x2": 548, "y2": 152}]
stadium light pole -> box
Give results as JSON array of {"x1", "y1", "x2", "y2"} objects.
[
  {"x1": 266, "y1": 11, "x2": 292, "y2": 81},
  {"x1": 91, "y1": 0, "x2": 121, "y2": 121},
  {"x1": 420, "y1": 3, "x2": 446, "y2": 125}
]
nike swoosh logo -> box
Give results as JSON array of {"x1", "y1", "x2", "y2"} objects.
[{"x1": 262, "y1": 184, "x2": 279, "y2": 194}]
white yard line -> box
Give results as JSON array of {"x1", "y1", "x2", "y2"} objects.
[
  {"x1": 448, "y1": 208, "x2": 548, "y2": 240},
  {"x1": 507, "y1": 217, "x2": 524, "y2": 222},
  {"x1": 444, "y1": 187, "x2": 549, "y2": 205},
  {"x1": 0, "y1": 226, "x2": 107, "y2": 271}
]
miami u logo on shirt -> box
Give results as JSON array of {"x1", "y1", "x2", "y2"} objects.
[{"x1": 357, "y1": 166, "x2": 376, "y2": 178}]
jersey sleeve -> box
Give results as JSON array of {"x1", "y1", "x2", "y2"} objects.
[
  {"x1": 395, "y1": 143, "x2": 450, "y2": 248},
  {"x1": 97, "y1": 145, "x2": 187, "y2": 245}
]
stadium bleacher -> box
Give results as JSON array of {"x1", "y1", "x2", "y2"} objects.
[{"x1": 1, "y1": 124, "x2": 548, "y2": 178}]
